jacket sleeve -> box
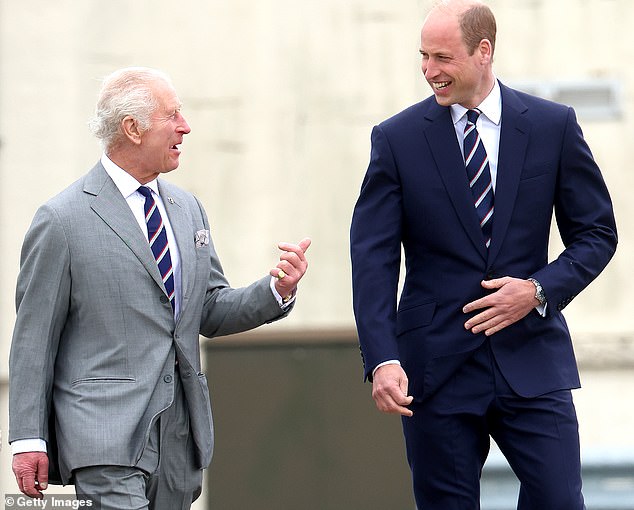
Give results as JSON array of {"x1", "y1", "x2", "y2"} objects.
[
  {"x1": 531, "y1": 107, "x2": 617, "y2": 312},
  {"x1": 194, "y1": 197, "x2": 290, "y2": 338},
  {"x1": 350, "y1": 125, "x2": 403, "y2": 380},
  {"x1": 9, "y1": 204, "x2": 71, "y2": 444}
]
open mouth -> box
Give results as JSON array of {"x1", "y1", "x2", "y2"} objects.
[{"x1": 432, "y1": 81, "x2": 451, "y2": 90}]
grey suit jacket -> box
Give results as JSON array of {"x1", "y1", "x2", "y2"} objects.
[{"x1": 9, "y1": 162, "x2": 288, "y2": 483}]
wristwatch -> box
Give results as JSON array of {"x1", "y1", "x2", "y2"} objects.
[{"x1": 527, "y1": 278, "x2": 546, "y2": 306}]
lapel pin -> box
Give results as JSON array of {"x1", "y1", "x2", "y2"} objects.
[{"x1": 167, "y1": 197, "x2": 175, "y2": 204}]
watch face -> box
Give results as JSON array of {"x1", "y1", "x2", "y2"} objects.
[{"x1": 529, "y1": 278, "x2": 545, "y2": 305}]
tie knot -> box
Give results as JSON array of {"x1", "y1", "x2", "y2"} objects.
[
  {"x1": 467, "y1": 109, "x2": 481, "y2": 125},
  {"x1": 137, "y1": 186, "x2": 153, "y2": 199}
]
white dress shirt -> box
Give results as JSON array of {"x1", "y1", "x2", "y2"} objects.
[{"x1": 450, "y1": 78, "x2": 502, "y2": 190}]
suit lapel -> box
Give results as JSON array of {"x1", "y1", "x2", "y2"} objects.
[
  {"x1": 85, "y1": 163, "x2": 166, "y2": 292},
  {"x1": 488, "y1": 84, "x2": 530, "y2": 264},
  {"x1": 423, "y1": 104, "x2": 488, "y2": 261}
]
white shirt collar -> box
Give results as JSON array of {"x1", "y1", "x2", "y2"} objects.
[
  {"x1": 100, "y1": 153, "x2": 160, "y2": 199},
  {"x1": 450, "y1": 78, "x2": 502, "y2": 126}
]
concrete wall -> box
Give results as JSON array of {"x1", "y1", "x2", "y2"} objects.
[{"x1": 1, "y1": 0, "x2": 632, "y2": 505}]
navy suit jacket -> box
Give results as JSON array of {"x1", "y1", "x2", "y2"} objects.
[{"x1": 350, "y1": 81, "x2": 617, "y2": 400}]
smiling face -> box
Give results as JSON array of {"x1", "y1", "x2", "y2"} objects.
[{"x1": 420, "y1": 6, "x2": 494, "y2": 109}]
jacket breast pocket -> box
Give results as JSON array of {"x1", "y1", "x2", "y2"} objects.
[
  {"x1": 396, "y1": 301, "x2": 436, "y2": 336},
  {"x1": 519, "y1": 163, "x2": 552, "y2": 182}
]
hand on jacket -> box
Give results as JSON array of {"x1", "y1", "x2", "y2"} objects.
[
  {"x1": 13, "y1": 452, "x2": 49, "y2": 498},
  {"x1": 463, "y1": 277, "x2": 540, "y2": 336}
]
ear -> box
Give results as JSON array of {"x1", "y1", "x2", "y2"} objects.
[
  {"x1": 478, "y1": 39, "x2": 493, "y2": 65},
  {"x1": 121, "y1": 116, "x2": 143, "y2": 145}
]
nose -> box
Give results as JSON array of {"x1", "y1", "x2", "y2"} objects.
[
  {"x1": 423, "y1": 58, "x2": 438, "y2": 80},
  {"x1": 177, "y1": 112, "x2": 191, "y2": 134}
]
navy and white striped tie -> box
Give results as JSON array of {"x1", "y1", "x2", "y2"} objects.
[
  {"x1": 138, "y1": 186, "x2": 175, "y2": 311},
  {"x1": 463, "y1": 109, "x2": 494, "y2": 248}
]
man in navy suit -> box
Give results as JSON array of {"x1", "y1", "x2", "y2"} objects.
[{"x1": 350, "y1": 1, "x2": 617, "y2": 508}]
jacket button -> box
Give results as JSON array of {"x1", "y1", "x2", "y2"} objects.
[
  {"x1": 163, "y1": 375, "x2": 173, "y2": 383},
  {"x1": 160, "y1": 295, "x2": 168, "y2": 304}
]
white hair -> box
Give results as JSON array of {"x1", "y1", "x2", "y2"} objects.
[{"x1": 88, "y1": 67, "x2": 173, "y2": 151}]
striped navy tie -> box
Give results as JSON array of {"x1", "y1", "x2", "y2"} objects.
[
  {"x1": 138, "y1": 186, "x2": 175, "y2": 311},
  {"x1": 463, "y1": 109, "x2": 494, "y2": 249}
]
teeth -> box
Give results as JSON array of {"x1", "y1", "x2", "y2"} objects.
[{"x1": 433, "y1": 81, "x2": 450, "y2": 90}]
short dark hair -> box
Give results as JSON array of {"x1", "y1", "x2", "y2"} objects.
[{"x1": 460, "y1": 4, "x2": 496, "y2": 56}]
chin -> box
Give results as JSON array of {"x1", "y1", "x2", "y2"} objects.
[
  {"x1": 166, "y1": 159, "x2": 181, "y2": 172},
  {"x1": 433, "y1": 95, "x2": 453, "y2": 107}
]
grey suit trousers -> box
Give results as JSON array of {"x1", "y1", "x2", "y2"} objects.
[{"x1": 73, "y1": 368, "x2": 203, "y2": 510}]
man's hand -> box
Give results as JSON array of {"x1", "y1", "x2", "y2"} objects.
[
  {"x1": 270, "y1": 238, "x2": 311, "y2": 300},
  {"x1": 372, "y1": 364, "x2": 414, "y2": 417},
  {"x1": 463, "y1": 277, "x2": 539, "y2": 336},
  {"x1": 13, "y1": 452, "x2": 49, "y2": 498}
]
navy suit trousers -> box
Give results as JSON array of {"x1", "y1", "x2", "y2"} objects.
[{"x1": 401, "y1": 341, "x2": 585, "y2": 510}]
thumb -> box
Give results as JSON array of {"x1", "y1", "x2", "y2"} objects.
[
  {"x1": 298, "y1": 237, "x2": 312, "y2": 253},
  {"x1": 399, "y1": 383, "x2": 414, "y2": 405},
  {"x1": 36, "y1": 455, "x2": 49, "y2": 490},
  {"x1": 481, "y1": 277, "x2": 506, "y2": 289},
  {"x1": 398, "y1": 372, "x2": 411, "y2": 399}
]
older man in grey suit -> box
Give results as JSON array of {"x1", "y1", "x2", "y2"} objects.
[{"x1": 9, "y1": 67, "x2": 310, "y2": 510}]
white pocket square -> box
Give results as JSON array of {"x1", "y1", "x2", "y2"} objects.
[{"x1": 195, "y1": 229, "x2": 210, "y2": 248}]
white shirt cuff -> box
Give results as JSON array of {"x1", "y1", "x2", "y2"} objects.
[
  {"x1": 269, "y1": 277, "x2": 295, "y2": 309},
  {"x1": 372, "y1": 360, "x2": 401, "y2": 377},
  {"x1": 11, "y1": 438, "x2": 47, "y2": 455}
]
